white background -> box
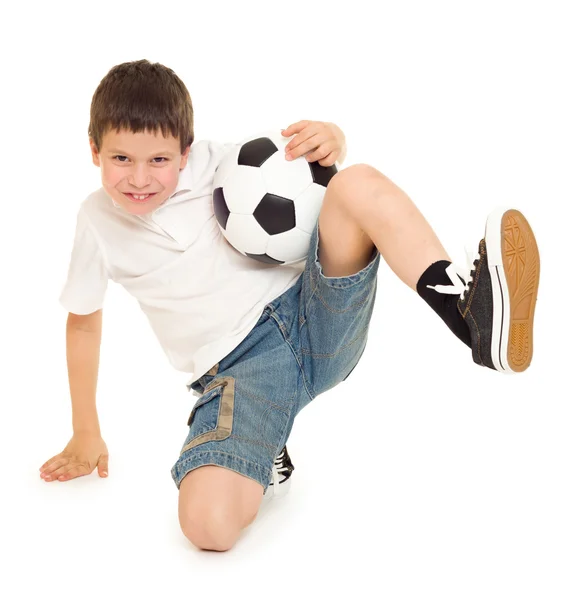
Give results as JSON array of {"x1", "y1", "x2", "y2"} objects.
[{"x1": 1, "y1": 1, "x2": 574, "y2": 598}]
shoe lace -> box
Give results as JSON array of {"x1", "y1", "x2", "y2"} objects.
[
  {"x1": 267, "y1": 446, "x2": 295, "y2": 496},
  {"x1": 426, "y1": 244, "x2": 481, "y2": 301}
]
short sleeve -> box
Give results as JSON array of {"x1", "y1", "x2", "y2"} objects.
[{"x1": 59, "y1": 207, "x2": 109, "y2": 315}]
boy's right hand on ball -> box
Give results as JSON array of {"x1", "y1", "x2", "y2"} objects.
[{"x1": 39, "y1": 432, "x2": 109, "y2": 482}]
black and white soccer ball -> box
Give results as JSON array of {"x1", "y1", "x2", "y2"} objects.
[{"x1": 212, "y1": 130, "x2": 338, "y2": 265}]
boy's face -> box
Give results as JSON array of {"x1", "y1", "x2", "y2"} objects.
[{"x1": 90, "y1": 127, "x2": 191, "y2": 216}]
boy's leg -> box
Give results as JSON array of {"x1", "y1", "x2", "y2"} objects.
[
  {"x1": 318, "y1": 164, "x2": 451, "y2": 288},
  {"x1": 318, "y1": 163, "x2": 540, "y2": 372},
  {"x1": 178, "y1": 465, "x2": 263, "y2": 552},
  {"x1": 318, "y1": 164, "x2": 469, "y2": 347}
]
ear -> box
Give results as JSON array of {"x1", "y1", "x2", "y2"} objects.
[
  {"x1": 89, "y1": 138, "x2": 101, "y2": 167},
  {"x1": 180, "y1": 144, "x2": 191, "y2": 168}
]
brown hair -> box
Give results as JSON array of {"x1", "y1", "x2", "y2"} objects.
[{"x1": 88, "y1": 59, "x2": 194, "y2": 155}]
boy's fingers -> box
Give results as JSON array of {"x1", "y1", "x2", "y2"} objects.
[
  {"x1": 59, "y1": 466, "x2": 85, "y2": 480},
  {"x1": 319, "y1": 150, "x2": 340, "y2": 167},
  {"x1": 43, "y1": 461, "x2": 84, "y2": 481},
  {"x1": 40, "y1": 457, "x2": 69, "y2": 475},
  {"x1": 54, "y1": 464, "x2": 79, "y2": 481},
  {"x1": 40, "y1": 455, "x2": 63, "y2": 471},
  {"x1": 45, "y1": 464, "x2": 73, "y2": 480},
  {"x1": 306, "y1": 141, "x2": 337, "y2": 163},
  {"x1": 98, "y1": 456, "x2": 109, "y2": 477},
  {"x1": 285, "y1": 125, "x2": 319, "y2": 152},
  {"x1": 56, "y1": 465, "x2": 91, "y2": 481},
  {"x1": 297, "y1": 134, "x2": 323, "y2": 157},
  {"x1": 282, "y1": 120, "x2": 309, "y2": 137},
  {"x1": 285, "y1": 123, "x2": 325, "y2": 153},
  {"x1": 285, "y1": 133, "x2": 306, "y2": 154}
]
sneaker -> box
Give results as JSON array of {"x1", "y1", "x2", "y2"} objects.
[
  {"x1": 454, "y1": 207, "x2": 540, "y2": 372},
  {"x1": 263, "y1": 445, "x2": 295, "y2": 500}
]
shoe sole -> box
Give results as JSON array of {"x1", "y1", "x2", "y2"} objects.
[
  {"x1": 485, "y1": 207, "x2": 540, "y2": 373},
  {"x1": 263, "y1": 476, "x2": 292, "y2": 500}
]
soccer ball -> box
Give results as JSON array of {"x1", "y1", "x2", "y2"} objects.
[{"x1": 212, "y1": 130, "x2": 338, "y2": 265}]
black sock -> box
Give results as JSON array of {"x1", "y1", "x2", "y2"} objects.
[{"x1": 416, "y1": 260, "x2": 472, "y2": 348}]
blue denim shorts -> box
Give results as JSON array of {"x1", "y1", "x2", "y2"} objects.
[{"x1": 170, "y1": 218, "x2": 381, "y2": 492}]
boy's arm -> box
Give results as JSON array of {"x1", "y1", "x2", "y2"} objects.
[{"x1": 66, "y1": 309, "x2": 103, "y2": 435}]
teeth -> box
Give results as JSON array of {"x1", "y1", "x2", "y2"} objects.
[{"x1": 131, "y1": 194, "x2": 149, "y2": 200}]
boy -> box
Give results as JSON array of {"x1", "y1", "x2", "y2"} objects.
[{"x1": 39, "y1": 59, "x2": 540, "y2": 552}]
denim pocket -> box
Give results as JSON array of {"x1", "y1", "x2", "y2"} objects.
[
  {"x1": 187, "y1": 382, "x2": 225, "y2": 426},
  {"x1": 181, "y1": 378, "x2": 234, "y2": 454}
]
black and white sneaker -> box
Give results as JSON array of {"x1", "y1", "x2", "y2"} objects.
[
  {"x1": 452, "y1": 207, "x2": 540, "y2": 372},
  {"x1": 263, "y1": 445, "x2": 295, "y2": 500}
]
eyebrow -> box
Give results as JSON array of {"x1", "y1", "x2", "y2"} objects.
[{"x1": 107, "y1": 149, "x2": 177, "y2": 156}]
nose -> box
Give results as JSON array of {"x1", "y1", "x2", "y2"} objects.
[{"x1": 128, "y1": 163, "x2": 153, "y2": 188}]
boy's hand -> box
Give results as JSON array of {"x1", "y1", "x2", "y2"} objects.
[
  {"x1": 39, "y1": 432, "x2": 109, "y2": 482},
  {"x1": 282, "y1": 120, "x2": 346, "y2": 167}
]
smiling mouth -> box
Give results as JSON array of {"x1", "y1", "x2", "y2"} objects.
[{"x1": 124, "y1": 193, "x2": 157, "y2": 203}]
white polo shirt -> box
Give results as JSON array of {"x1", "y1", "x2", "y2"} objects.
[{"x1": 59, "y1": 139, "x2": 305, "y2": 388}]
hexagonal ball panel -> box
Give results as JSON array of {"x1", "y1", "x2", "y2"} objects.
[
  {"x1": 293, "y1": 182, "x2": 326, "y2": 234},
  {"x1": 213, "y1": 144, "x2": 241, "y2": 190},
  {"x1": 223, "y1": 212, "x2": 270, "y2": 255},
  {"x1": 222, "y1": 165, "x2": 267, "y2": 214},
  {"x1": 260, "y1": 149, "x2": 313, "y2": 200},
  {"x1": 266, "y1": 226, "x2": 311, "y2": 265}
]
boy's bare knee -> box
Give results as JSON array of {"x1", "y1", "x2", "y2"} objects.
[
  {"x1": 177, "y1": 464, "x2": 264, "y2": 550},
  {"x1": 181, "y1": 511, "x2": 243, "y2": 552}
]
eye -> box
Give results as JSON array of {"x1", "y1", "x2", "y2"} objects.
[{"x1": 112, "y1": 156, "x2": 167, "y2": 163}]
